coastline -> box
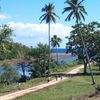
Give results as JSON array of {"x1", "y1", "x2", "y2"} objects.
[{"x1": 51, "y1": 53, "x2": 72, "y2": 59}]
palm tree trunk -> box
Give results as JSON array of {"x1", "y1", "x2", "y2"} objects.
[
  {"x1": 77, "y1": 21, "x2": 95, "y2": 84},
  {"x1": 48, "y1": 22, "x2": 51, "y2": 75},
  {"x1": 56, "y1": 46, "x2": 58, "y2": 64},
  {"x1": 83, "y1": 58, "x2": 87, "y2": 74},
  {"x1": 97, "y1": 51, "x2": 100, "y2": 71}
]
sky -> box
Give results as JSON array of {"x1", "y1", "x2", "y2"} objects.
[{"x1": 0, "y1": 0, "x2": 100, "y2": 48}]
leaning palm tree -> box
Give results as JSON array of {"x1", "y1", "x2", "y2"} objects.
[
  {"x1": 39, "y1": 3, "x2": 59, "y2": 75},
  {"x1": 63, "y1": 0, "x2": 95, "y2": 84},
  {"x1": 51, "y1": 35, "x2": 62, "y2": 63}
]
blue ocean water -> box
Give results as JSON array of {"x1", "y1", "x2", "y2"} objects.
[
  {"x1": 58, "y1": 56, "x2": 77, "y2": 63},
  {"x1": 51, "y1": 48, "x2": 67, "y2": 53}
]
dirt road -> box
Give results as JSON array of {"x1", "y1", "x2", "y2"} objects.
[{"x1": 0, "y1": 65, "x2": 84, "y2": 100}]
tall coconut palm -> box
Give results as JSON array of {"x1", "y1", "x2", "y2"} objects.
[
  {"x1": 63, "y1": 0, "x2": 95, "y2": 84},
  {"x1": 51, "y1": 35, "x2": 62, "y2": 63},
  {"x1": 39, "y1": 3, "x2": 59, "y2": 75},
  {"x1": 62, "y1": 0, "x2": 87, "y2": 23}
]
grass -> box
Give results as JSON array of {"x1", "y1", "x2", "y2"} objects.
[
  {"x1": 0, "y1": 77, "x2": 47, "y2": 96},
  {"x1": 15, "y1": 64, "x2": 100, "y2": 100},
  {"x1": 52, "y1": 61, "x2": 79, "y2": 73},
  {"x1": 0, "y1": 61, "x2": 78, "y2": 96},
  {"x1": 15, "y1": 77, "x2": 96, "y2": 100}
]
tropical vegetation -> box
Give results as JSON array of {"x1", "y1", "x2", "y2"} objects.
[
  {"x1": 0, "y1": 0, "x2": 100, "y2": 99},
  {"x1": 63, "y1": 0, "x2": 96, "y2": 84},
  {"x1": 39, "y1": 3, "x2": 59, "y2": 75},
  {"x1": 51, "y1": 35, "x2": 62, "y2": 63}
]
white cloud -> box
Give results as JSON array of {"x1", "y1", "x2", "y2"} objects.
[
  {"x1": 0, "y1": 14, "x2": 11, "y2": 20},
  {"x1": 8, "y1": 22, "x2": 72, "y2": 48}
]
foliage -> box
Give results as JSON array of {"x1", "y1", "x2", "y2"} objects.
[
  {"x1": 62, "y1": 0, "x2": 87, "y2": 23},
  {"x1": 10, "y1": 42, "x2": 30, "y2": 60},
  {"x1": 51, "y1": 35, "x2": 62, "y2": 47},
  {"x1": 0, "y1": 63, "x2": 19, "y2": 85},
  {"x1": 0, "y1": 41, "x2": 30, "y2": 60},
  {"x1": 0, "y1": 24, "x2": 13, "y2": 42},
  {"x1": 14, "y1": 43, "x2": 30, "y2": 81},
  {"x1": 63, "y1": 0, "x2": 90, "y2": 75},
  {"x1": 0, "y1": 25, "x2": 13, "y2": 60},
  {"x1": 0, "y1": 25, "x2": 30, "y2": 61},
  {"x1": 39, "y1": 3, "x2": 59, "y2": 24},
  {"x1": 39, "y1": 3, "x2": 59, "y2": 76},
  {"x1": 66, "y1": 22, "x2": 100, "y2": 73},
  {"x1": 29, "y1": 43, "x2": 51, "y2": 77},
  {"x1": 51, "y1": 35, "x2": 62, "y2": 63}
]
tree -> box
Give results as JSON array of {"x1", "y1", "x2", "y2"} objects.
[
  {"x1": 0, "y1": 24, "x2": 13, "y2": 42},
  {"x1": 87, "y1": 22, "x2": 100, "y2": 70},
  {"x1": 63, "y1": 0, "x2": 95, "y2": 84},
  {"x1": 51, "y1": 35, "x2": 62, "y2": 63},
  {"x1": 66, "y1": 23, "x2": 89, "y2": 73},
  {"x1": 29, "y1": 43, "x2": 51, "y2": 77},
  {"x1": 0, "y1": 63, "x2": 19, "y2": 85},
  {"x1": 62, "y1": 0, "x2": 87, "y2": 23},
  {"x1": 16, "y1": 43, "x2": 30, "y2": 82},
  {"x1": 39, "y1": 3, "x2": 59, "y2": 74},
  {"x1": 0, "y1": 25, "x2": 13, "y2": 60}
]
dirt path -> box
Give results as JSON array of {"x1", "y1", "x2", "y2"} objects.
[
  {"x1": 0, "y1": 65, "x2": 84, "y2": 100},
  {"x1": 89, "y1": 94, "x2": 100, "y2": 100}
]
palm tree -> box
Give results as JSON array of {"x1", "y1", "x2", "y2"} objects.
[
  {"x1": 62, "y1": 0, "x2": 87, "y2": 23},
  {"x1": 39, "y1": 3, "x2": 59, "y2": 74},
  {"x1": 51, "y1": 35, "x2": 62, "y2": 63},
  {"x1": 63, "y1": 0, "x2": 95, "y2": 84}
]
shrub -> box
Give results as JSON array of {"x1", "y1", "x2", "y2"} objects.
[{"x1": 0, "y1": 63, "x2": 19, "y2": 85}]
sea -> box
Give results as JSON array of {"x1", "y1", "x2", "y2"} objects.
[{"x1": 51, "y1": 48, "x2": 67, "y2": 53}]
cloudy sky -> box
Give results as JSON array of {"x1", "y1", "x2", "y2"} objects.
[{"x1": 0, "y1": 0, "x2": 100, "y2": 48}]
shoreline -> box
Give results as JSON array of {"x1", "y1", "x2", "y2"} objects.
[{"x1": 51, "y1": 53, "x2": 72, "y2": 59}]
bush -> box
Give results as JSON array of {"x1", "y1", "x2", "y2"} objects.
[
  {"x1": 0, "y1": 63, "x2": 19, "y2": 85},
  {"x1": 18, "y1": 75, "x2": 30, "y2": 82}
]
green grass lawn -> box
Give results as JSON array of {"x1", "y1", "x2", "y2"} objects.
[{"x1": 15, "y1": 65, "x2": 100, "y2": 100}]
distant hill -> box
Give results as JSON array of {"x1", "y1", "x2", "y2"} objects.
[{"x1": 51, "y1": 48, "x2": 67, "y2": 53}]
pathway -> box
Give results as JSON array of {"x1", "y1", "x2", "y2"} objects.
[{"x1": 0, "y1": 65, "x2": 84, "y2": 100}]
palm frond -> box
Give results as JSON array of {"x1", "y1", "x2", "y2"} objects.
[
  {"x1": 51, "y1": 16, "x2": 56, "y2": 23},
  {"x1": 52, "y1": 12, "x2": 60, "y2": 19},
  {"x1": 51, "y1": 35, "x2": 62, "y2": 47},
  {"x1": 78, "y1": 0, "x2": 84, "y2": 5},
  {"x1": 40, "y1": 15, "x2": 47, "y2": 23},
  {"x1": 40, "y1": 3, "x2": 59, "y2": 24},
  {"x1": 72, "y1": 0, "x2": 78, "y2": 5},
  {"x1": 39, "y1": 13, "x2": 46, "y2": 20},
  {"x1": 63, "y1": 0, "x2": 87, "y2": 23},
  {"x1": 62, "y1": 7, "x2": 72, "y2": 14},
  {"x1": 65, "y1": 11, "x2": 74, "y2": 21},
  {"x1": 65, "y1": 1, "x2": 75, "y2": 7},
  {"x1": 79, "y1": 11, "x2": 85, "y2": 21},
  {"x1": 76, "y1": 12, "x2": 81, "y2": 21},
  {"x1": 80, "y1": 7, "x2": 87, "y2": 15}
]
